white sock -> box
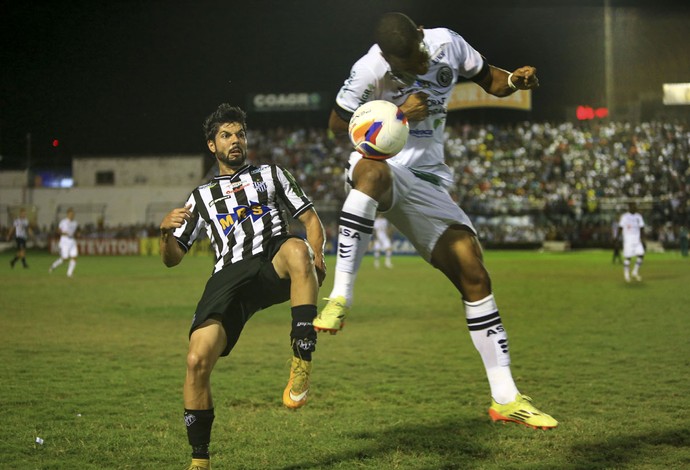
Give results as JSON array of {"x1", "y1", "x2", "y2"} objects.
[
  {"x1": 329, "y1": 190, "x2": 378, "y2": 305},
  {"x1": 464, "y1": 294, "x2": 519, "y2": 404},
  {"x1": 67, "y1": 259, "x2": 76, "y2": 277},
  {"x1": 51, "y1": 258, "x2": 64, "y2": 269}
]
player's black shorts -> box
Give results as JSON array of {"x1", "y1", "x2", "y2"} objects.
[
  {"x1": 190, "y1": 234, "x2": 296, "y2": 356},
  {"x1": 15, "y1": 237, "x2": 27, "y2": 250}
]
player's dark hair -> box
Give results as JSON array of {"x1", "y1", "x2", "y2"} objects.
[
  {"x1": 203, "y1": 103, "x2": 247, "y2": 142},
  {"x1": 375, "y1": 12, "x2": 419, "y2": 58}
]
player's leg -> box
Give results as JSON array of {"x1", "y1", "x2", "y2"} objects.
[
  {"x1": 373, "y1": 245, "x2": 381, "y2": 268},
  {"x1": 431, "y1": 226, "x2": 557, "y2": 429},
  {"x1": 384, "y1": 238, "x2": 393, "y2": 268},
  {"x1": 271, "y1": 238, "x2": 319, "y2": 408},
  {"x1": 632, "y1": 254, "x2": 644, "y2": 281},
  {"x1": 623, "y1": 257, "x2": 631, "y2": 282},
  {"x1": 316, "y1": 156, "x2": 393, "y2": 332},
  {"x1": 184, "y1": 319, "x2": 226, "y2": 469}
]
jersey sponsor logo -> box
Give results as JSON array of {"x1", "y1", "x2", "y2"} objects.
[
  {"x1": 216, "y1": 202, "x2": 270, "y2": 235},
  {"x1": 430, "y1": 48, "x2": 447, "y2": 66},
  {"x1": 409, "y1": 129, "x2": 434, "y2": 137}
]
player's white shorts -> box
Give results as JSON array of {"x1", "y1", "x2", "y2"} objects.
[
  {"x1": 623, "y1": 240, "x2": 645, "y2": 258},
  {"x1": 59, "y1": 237, "x2": 78, "y2": 259},
  {"x1": 373, "y1": 235, "x2": 392, "y2": 252},
  {"x1": 347, "y1": 153, "x2": 475, "y2": 262}
]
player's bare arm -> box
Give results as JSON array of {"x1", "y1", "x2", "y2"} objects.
[
  {"x1": 298, "y1": 208, "x2": 327, "y2": 286},
  {"x1": 476, "y1": 65, "x2": 539, "y2": 97},
  {"x1": 328, "y1": 109, "x2": 349, "y2": 136},
  {"x1": 399, "y1": 91, "x2": 429, "y2": 121},
  {"x1": 159, "y1": 204, "x2": 192, "y2": 267}
]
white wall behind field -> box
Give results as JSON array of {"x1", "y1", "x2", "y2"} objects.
[
  {"x1": 1, "y1": 155, "x2": 206, "y2": 228},
  {"x1": 1, "y1": 186, "x2": 192, "y2": 229}
]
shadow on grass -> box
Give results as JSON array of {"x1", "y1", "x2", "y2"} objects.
[
  {"x1": 278, "y1": 417, "x2": 496, "y2": 470},
  {"x1": 567, "y1": 426, "x2": 690, "y2": 469}
]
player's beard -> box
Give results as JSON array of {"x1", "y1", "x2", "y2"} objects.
[{"x1": 217, "y1": 146, "x2": 247, "y2": 170}]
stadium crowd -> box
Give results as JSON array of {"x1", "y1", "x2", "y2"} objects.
[
  {"x1": 4, "y1": 120, "x2": 689, "y2": 249},
  {"x1": 247, "y1": 120, "x2": 689, "y2": 247}
]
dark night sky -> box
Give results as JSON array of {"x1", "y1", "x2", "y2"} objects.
[{"x1": 1, "y1": 0, "x2": 688, "y2": 168}]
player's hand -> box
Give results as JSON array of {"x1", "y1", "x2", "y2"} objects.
[
  {"x1": 400, "y1": 92, "x2": 429, "y2": 121},
  {"x1": 315, "y1": 255, "x2": 326, "y2": 287},
  {"x1": 510, "y1": 66, "x2": 539, "y2": 90},
  {"x1": 160, "y1": 204, "x2": 192, "y2": 232}
]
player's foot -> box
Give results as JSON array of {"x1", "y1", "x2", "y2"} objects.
[
  {"x1": 314, "y1": 296, "x2": 348, "y2": 334},
  {"x1": 385, "y1": 261, "x2": 393, "y2": 269},
  {"x1": 186, "y1": 458, "x2": 210, "y2": 470},
  {"x1": 283, "y1": 356, "x2": 312, "y2": 409},
  {"x1": 374, "y1": 260, "x2": 380, "y2": 269},
  {"x1": 489, "y1": 394, "x2": 558, "y2": 430},
  {"x1": 632, "y1": 273, "x2": 642, "y2": 282},
  {"x1": 48, "y1": 267, "x2": 53, "y2": 274},
  {"x1": 624, "y1": 272, "x2": 631, "y2": 283},
  {"x1": 10, "y1": 260, "x2": 15, "y2": 268}
]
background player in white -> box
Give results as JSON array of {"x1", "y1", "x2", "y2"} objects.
[
  {"x1": 314, "y1": 12, "x2": 556, "y2": 429},
  {"x1": 7, "y1": 208, "x2": 34, "y2": 269},
  {"x1": 616, "y1": 202, "x2": 645, "y2": 282},
  {"x1": 49, "y1": 208, "x2": 79, "y2": 277},
  {"x1": 372, "y1": 214, "x2": 393, "y2": 269}
]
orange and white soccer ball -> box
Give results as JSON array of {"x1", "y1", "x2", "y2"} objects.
[{"x1": 348, "y1": 100, "x2": 409, "y2": 160}]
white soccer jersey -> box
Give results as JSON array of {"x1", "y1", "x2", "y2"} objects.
[
  {"x1": 13, "y1": 217, "x2": 30, "y2": 239},
  {"x1": 618, "y1": 212, "x2": 644, "y2": 244},
  {"x1": 618, "y1": 211, "x2": 645, "y2": 257},
  {"x1": 335, "y1": 28, "x2": 484, "y2": 185},
  {"x1": 58, "y1": 217, "x2": 79, "y2": 258},
  {"x1": 59, "y1": 217, "x2": 79, "y2": 239},
  {"x1": 173, "y1": 164, "x2": 313, "y2": 274}
]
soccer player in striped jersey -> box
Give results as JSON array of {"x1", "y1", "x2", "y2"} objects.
[
  {"x1": 315, "y1": 12, "x2": 557, "y2": 430},
  {"x1": 8, "y1": 208, "x2": 33, "y2": 269},
  {"x1": 160, "y1": 104, "x2": 326, "y2": 470},
  {"x1": 616, "y1": 202, "x2": 646, "y2": 282}
]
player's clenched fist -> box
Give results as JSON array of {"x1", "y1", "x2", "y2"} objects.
[{"x1": 160, "y1": 203, "x2": 192, "y2": 232}]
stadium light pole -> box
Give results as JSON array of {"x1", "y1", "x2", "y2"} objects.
[{"x1": 604, "y1": 0, "x2": 614, "y2": 118}]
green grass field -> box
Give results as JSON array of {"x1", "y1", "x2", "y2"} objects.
[{"x1": 1, "y1": 250, "x2": 689, "y2": 469}]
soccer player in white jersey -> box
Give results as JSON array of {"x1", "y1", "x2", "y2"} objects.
[
  {"x1": 49, "y1": 208, "x2": 79, "y2": 277},
  {"x1": 314, "y1": 12, "x2": 557, "y2": 429},
  {"x1": 616, "y1": 202, "x2": 646, "y2": 282},
  {"x1": 8, "y1": 208, "x2": 34, "y2": 269},
  {"x1": 159, "y1": 104, "x2": 326, "y2": 470},
  {"x1": 372, "y1": 215, "x2": 393, "y2": 269}
]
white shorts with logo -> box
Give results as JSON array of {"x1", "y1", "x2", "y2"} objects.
[
  {"x1": 623, "y1": 240, "x2": 645, "y2": 258},
  {"x1": 347, "y1": 153, "x2": 475, "y2": 262},
  {"x1": 59, "y1": 237, "x2": 78, "y2": 259}
]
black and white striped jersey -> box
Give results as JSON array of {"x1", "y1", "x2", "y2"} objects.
[{"x1": 173, "y1": 163, "x2": 313, "y2": 273}]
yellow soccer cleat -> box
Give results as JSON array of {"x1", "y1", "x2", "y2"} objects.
[
  {"x1": 187, "y1": 458, "x2": 210, "y2": 470},
  {"x1": 314, "y1": 296, "x2": 349, "y2": 334},
  {"x1": 283, "y1": 356, "x2": 312, "y2": 409},
  {"x1": 489, "y1": 394, "x2": 558, "y2": 430}
]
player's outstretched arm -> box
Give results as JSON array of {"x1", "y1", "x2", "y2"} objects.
[
  {"x1": 159, "y1": 204, "x2": 191, "y2": 267},
  {"x1": 476, "y1": 65, "x2": 539, "y2": 97}
]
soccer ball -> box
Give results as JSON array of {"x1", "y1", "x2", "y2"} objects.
[{"x1": 348, "y1": 100, "x2": 409, "y2": 160}]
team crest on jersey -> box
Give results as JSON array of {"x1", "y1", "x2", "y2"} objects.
[
  {"x1": 253, "y1": 181, "x2": 268, "y2": 192},
  {"x1": 436, "y1": 66, "x2": 452, "y2": 87},
  {"x1": 216, "y1": 201, "x2": 270, "y2": 235}
]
